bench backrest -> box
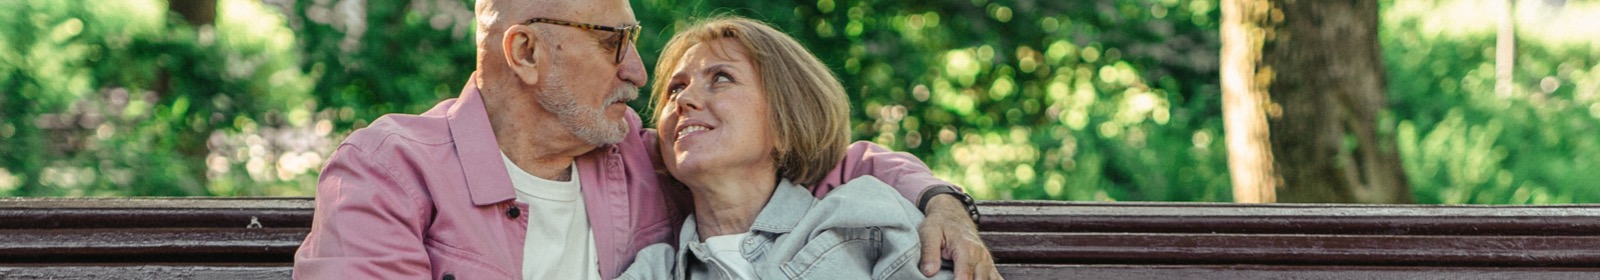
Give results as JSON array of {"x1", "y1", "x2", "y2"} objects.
[{"x1": 4, "y1": 198, "x2": 1600, "y2": 279}]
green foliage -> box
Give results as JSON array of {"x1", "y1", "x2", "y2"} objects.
[
  {"x1": 290, "y1": 0, "x2": 477, "y2": 131},
  {"x1": 1, "y1": 0, "x2": 317, "y2": 196},
  {"x1": 3, "y1": 0, "x2": 1595, "y2": 204},
  {"x1": 1384, "y1": 0, "x2": 1600, "y2": 204},
  {"x1": 636, "y1": 0, "x2": 1232, "y2": 201}
]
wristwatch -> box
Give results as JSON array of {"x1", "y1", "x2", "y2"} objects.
[{"x1": 917, "y1": 185, "x2": 981, "y2": 225}]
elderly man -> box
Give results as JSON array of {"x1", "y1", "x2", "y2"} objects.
[{"x1": 292, "y1": 0, "x2": 1001, "y2": 279}]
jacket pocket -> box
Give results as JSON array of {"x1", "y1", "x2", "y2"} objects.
[
  {"x1": 425, "y1": 237, "x2": 515, "y2": 279},
  {"x1": 780, "y1": 227, "x2": 881, "y2": 279}
]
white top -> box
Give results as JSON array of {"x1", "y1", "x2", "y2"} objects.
[
  {"x1": 702, "y1": 233, "x2": 757, "y2": 280},
  {"x1": 501, "y1": 152, "x2": 601, "y2": 280}
]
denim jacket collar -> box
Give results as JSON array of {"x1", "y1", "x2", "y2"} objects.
[
  {"x1": 675, "y1": 178, "x2": 813, "y2": 246},
  {"x1": 672, "y1": 179, "x2": 811, "y2": 277},
  {"x1": 750, "y1": 179, "x2": 814, "y2": 235}
]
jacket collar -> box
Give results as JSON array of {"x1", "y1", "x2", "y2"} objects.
[
  {"x1": 672, "y1": 179, "x2": 811, "y2": 274},
  {"x1": 749, "y1": 179, "x2": 813, "y2": 235},
  {"x1": 675, "y1": 179, "x2": 814, "y2": 242},
  {"x1": 446, "y1": 73, "x2": 518, "y2": 206}
]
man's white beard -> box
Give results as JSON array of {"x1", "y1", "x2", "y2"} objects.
[{"x1": 537, "y1": 75, "x2": 634, "y2": 145}]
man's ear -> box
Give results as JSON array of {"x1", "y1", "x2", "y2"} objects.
[{"x1": 503, "y1": 26, "x2": 542, "y2": 85}]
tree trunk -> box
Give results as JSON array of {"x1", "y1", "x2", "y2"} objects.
[
  {"x1": 1221, "y1": 0, "x2": 1278, "y2": 203},
  {"x1": 168, "y1": 0, "x2": 219, "y2": 195},
  {"x1": 169, "y1": 0, "x2": 217, "y2": 26},
  {"x1": 1495, "y1": 0, "x2": 1515, "y2": 98},
  {"x1": 1221, "y1": 0, "x2": 1413, "y2": 203}
]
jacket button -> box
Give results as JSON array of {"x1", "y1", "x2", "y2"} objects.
[
  {"x1": 507, "y1": 206, "x2": 521, "y2": 219},
  {"x1": 442, "y1": 274, "x2": 455, "y2": 280}
]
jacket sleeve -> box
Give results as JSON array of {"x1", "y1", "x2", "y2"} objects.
[
  {"x1": 294, "y1": 144, "x2": 433, "y2": 279},
  {"x1": 809, "y1": 141, "x2": 961, "y2": 206},
  {"x1": 803, "y1": 177, "x2": 953, "y2": 280}
]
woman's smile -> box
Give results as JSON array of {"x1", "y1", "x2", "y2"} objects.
[{"x1": 655, "y1": 38, "x2": 777, "y2": 184}]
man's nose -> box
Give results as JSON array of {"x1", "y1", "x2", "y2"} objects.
[{"x1": 618, "y1": 45, "x2": 647, "y2": 88}]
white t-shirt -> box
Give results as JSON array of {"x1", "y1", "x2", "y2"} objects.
[
  {"x1": 702, "y1": 233, "x2": 757, "y2": 280},
  {"x1": 501, "y1": 152, "x2": 601, "y2": 280}
]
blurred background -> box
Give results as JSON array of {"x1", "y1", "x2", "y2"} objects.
[{"x1": 1, "y1": 0, "x2": 1595, "y2": 203}]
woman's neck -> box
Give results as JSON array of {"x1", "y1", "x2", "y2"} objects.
[{"x1": 688, "y1": 171, "x2": 779, "y2": 241}]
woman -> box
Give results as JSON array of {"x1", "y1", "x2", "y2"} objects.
[{"x1": 618, "y1": 16, "x2": 953, "y2": 280}]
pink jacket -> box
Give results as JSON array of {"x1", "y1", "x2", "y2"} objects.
[{"x1": 292, "y1": 77, "x2": 954, "y2": 279}]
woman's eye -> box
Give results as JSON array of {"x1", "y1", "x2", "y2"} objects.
[
  {"x1": 667, "y1": 83, "x2": 685, "y2": 96},
  {"x1": 713, "y1": 73, "x2": 733, "y2": 84}
]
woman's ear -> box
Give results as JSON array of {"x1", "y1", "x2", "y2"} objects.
[{"x1": 503, "y1": 25, "x2": 542, "y2": 86}]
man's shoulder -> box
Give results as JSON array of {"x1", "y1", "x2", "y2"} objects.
[{"x1": 340, "y1": 101, "x2": 458, "y2": 152}]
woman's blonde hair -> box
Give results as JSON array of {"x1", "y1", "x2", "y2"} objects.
[{"x1": 650, "y1": 16, "x2": 850, "y2": 186}]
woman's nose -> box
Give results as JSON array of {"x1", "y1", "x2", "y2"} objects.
[{"x1": 675, "y1": 87, "x2": 704, "y2": 112}]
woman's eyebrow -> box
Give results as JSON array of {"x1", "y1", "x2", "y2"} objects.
[
  {"x1": 700, "y1": 64, "x2": 734, "y2": 77},
  {"x1": 669, "y1": 68, "x2": 692, "y2": 82},
  {"x1": 668, "y1": 63, "x2": 735, "y2": 83}
]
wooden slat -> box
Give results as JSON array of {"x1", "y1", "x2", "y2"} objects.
[
  {"x1": 12, "y1": 198, "x2": 1600, "y2": 235},
  {"x1": 0, "y1": 198, "x2": 313, "y2": 229},
  {"x1": 978, "y1": 200, "x2": 1600, "y2": 235},
  {"x1": 0, "y1": 197, "x2": 314, "y2": 209},
  {"x1": 0, "y1": 264, "x2": 291, "y2": 280},
  {"x1": 984, "y1": 232, "x2": 1600, "y2": 266},
  {"x1": 995, "y1": 264, "x2": 1600, "y2": 280},
  {"x1": 5, "y1": 197, "x2": 1600, "y2": 274},
  {"x1": 0, "y1": 228, "x2": 305, "y2": 263},
  {"x1": 8, "y1": 264, "x2": 1599, "y2": 280}
]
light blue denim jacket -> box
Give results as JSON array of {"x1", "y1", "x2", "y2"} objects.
[{"x1": 618, "y1": 176, "x2": 953, "y2": 280}]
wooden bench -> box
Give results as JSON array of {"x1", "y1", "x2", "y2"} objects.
[{"x1": 4, "y1": 198, "x2": 1599, "y2": 279}]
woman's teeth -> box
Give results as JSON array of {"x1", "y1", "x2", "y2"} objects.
[{"x1": 677, "y1": 125, "x2": 709, "y2": 141}]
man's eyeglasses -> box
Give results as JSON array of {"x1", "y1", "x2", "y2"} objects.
[{"x1": 524, "y1": 18, "x2": 641, "y2": 64}]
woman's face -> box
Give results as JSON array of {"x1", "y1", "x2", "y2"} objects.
[{"x1": 656, "y1": 38, "x2": 776, "y2": 185}]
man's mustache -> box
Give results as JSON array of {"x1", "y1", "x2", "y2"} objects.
[{"x1": 608, "y1": 87, "x2": 640, "y2": 104}]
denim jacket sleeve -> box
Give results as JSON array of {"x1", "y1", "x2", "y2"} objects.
[{"x1": 776, "y1": 177, "x2": 953, "y2": 280}]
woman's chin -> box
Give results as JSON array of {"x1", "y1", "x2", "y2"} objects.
[{"x1": 669, "y1": 159, "x2": 710, "y2": 181}]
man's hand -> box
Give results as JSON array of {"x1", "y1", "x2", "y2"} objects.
[{"x1": 919, "y1": 194, "x2": 1002, "y2": 280}]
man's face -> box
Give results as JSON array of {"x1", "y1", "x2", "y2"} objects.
[{"x1": 533, "y1": 0, "x2": 646, "y2": 145}]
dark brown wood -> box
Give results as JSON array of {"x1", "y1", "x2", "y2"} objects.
[
  {"x1": 0, "y1": 264, "x2": 291, "y2": 279},
  {"x1": 978, "y1": 200, "x2": 1600, "y2": 235},
  {"x1": 0, "y1": 197, "x2": 313, "y2": 209},
  {"x1": 0, "y1": 228, "x2": 305, "y2": 263},
  {"x1": 0, "y1": 198, "x2": 312, "y2": 229},
  {"x1": 996, "y1": 264, "x2": 1600, "y2": 280},
  {"x1": 4, "y1": 264, "x2": 1598, "y2": 280},
  {"x1": 984, "y1": 232, "x2": 1600, "y2": 266},
  {"x1": 4, "y1": 198, "x2": 1599, "y2": 279}
]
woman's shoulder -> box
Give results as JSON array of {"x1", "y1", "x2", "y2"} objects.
[
  {"x1": 802, "y1": 176, "x2": 925, "y2": 230},
  {"x1": 769, "y1": 176, "x2": 942, "y2": 279}
]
